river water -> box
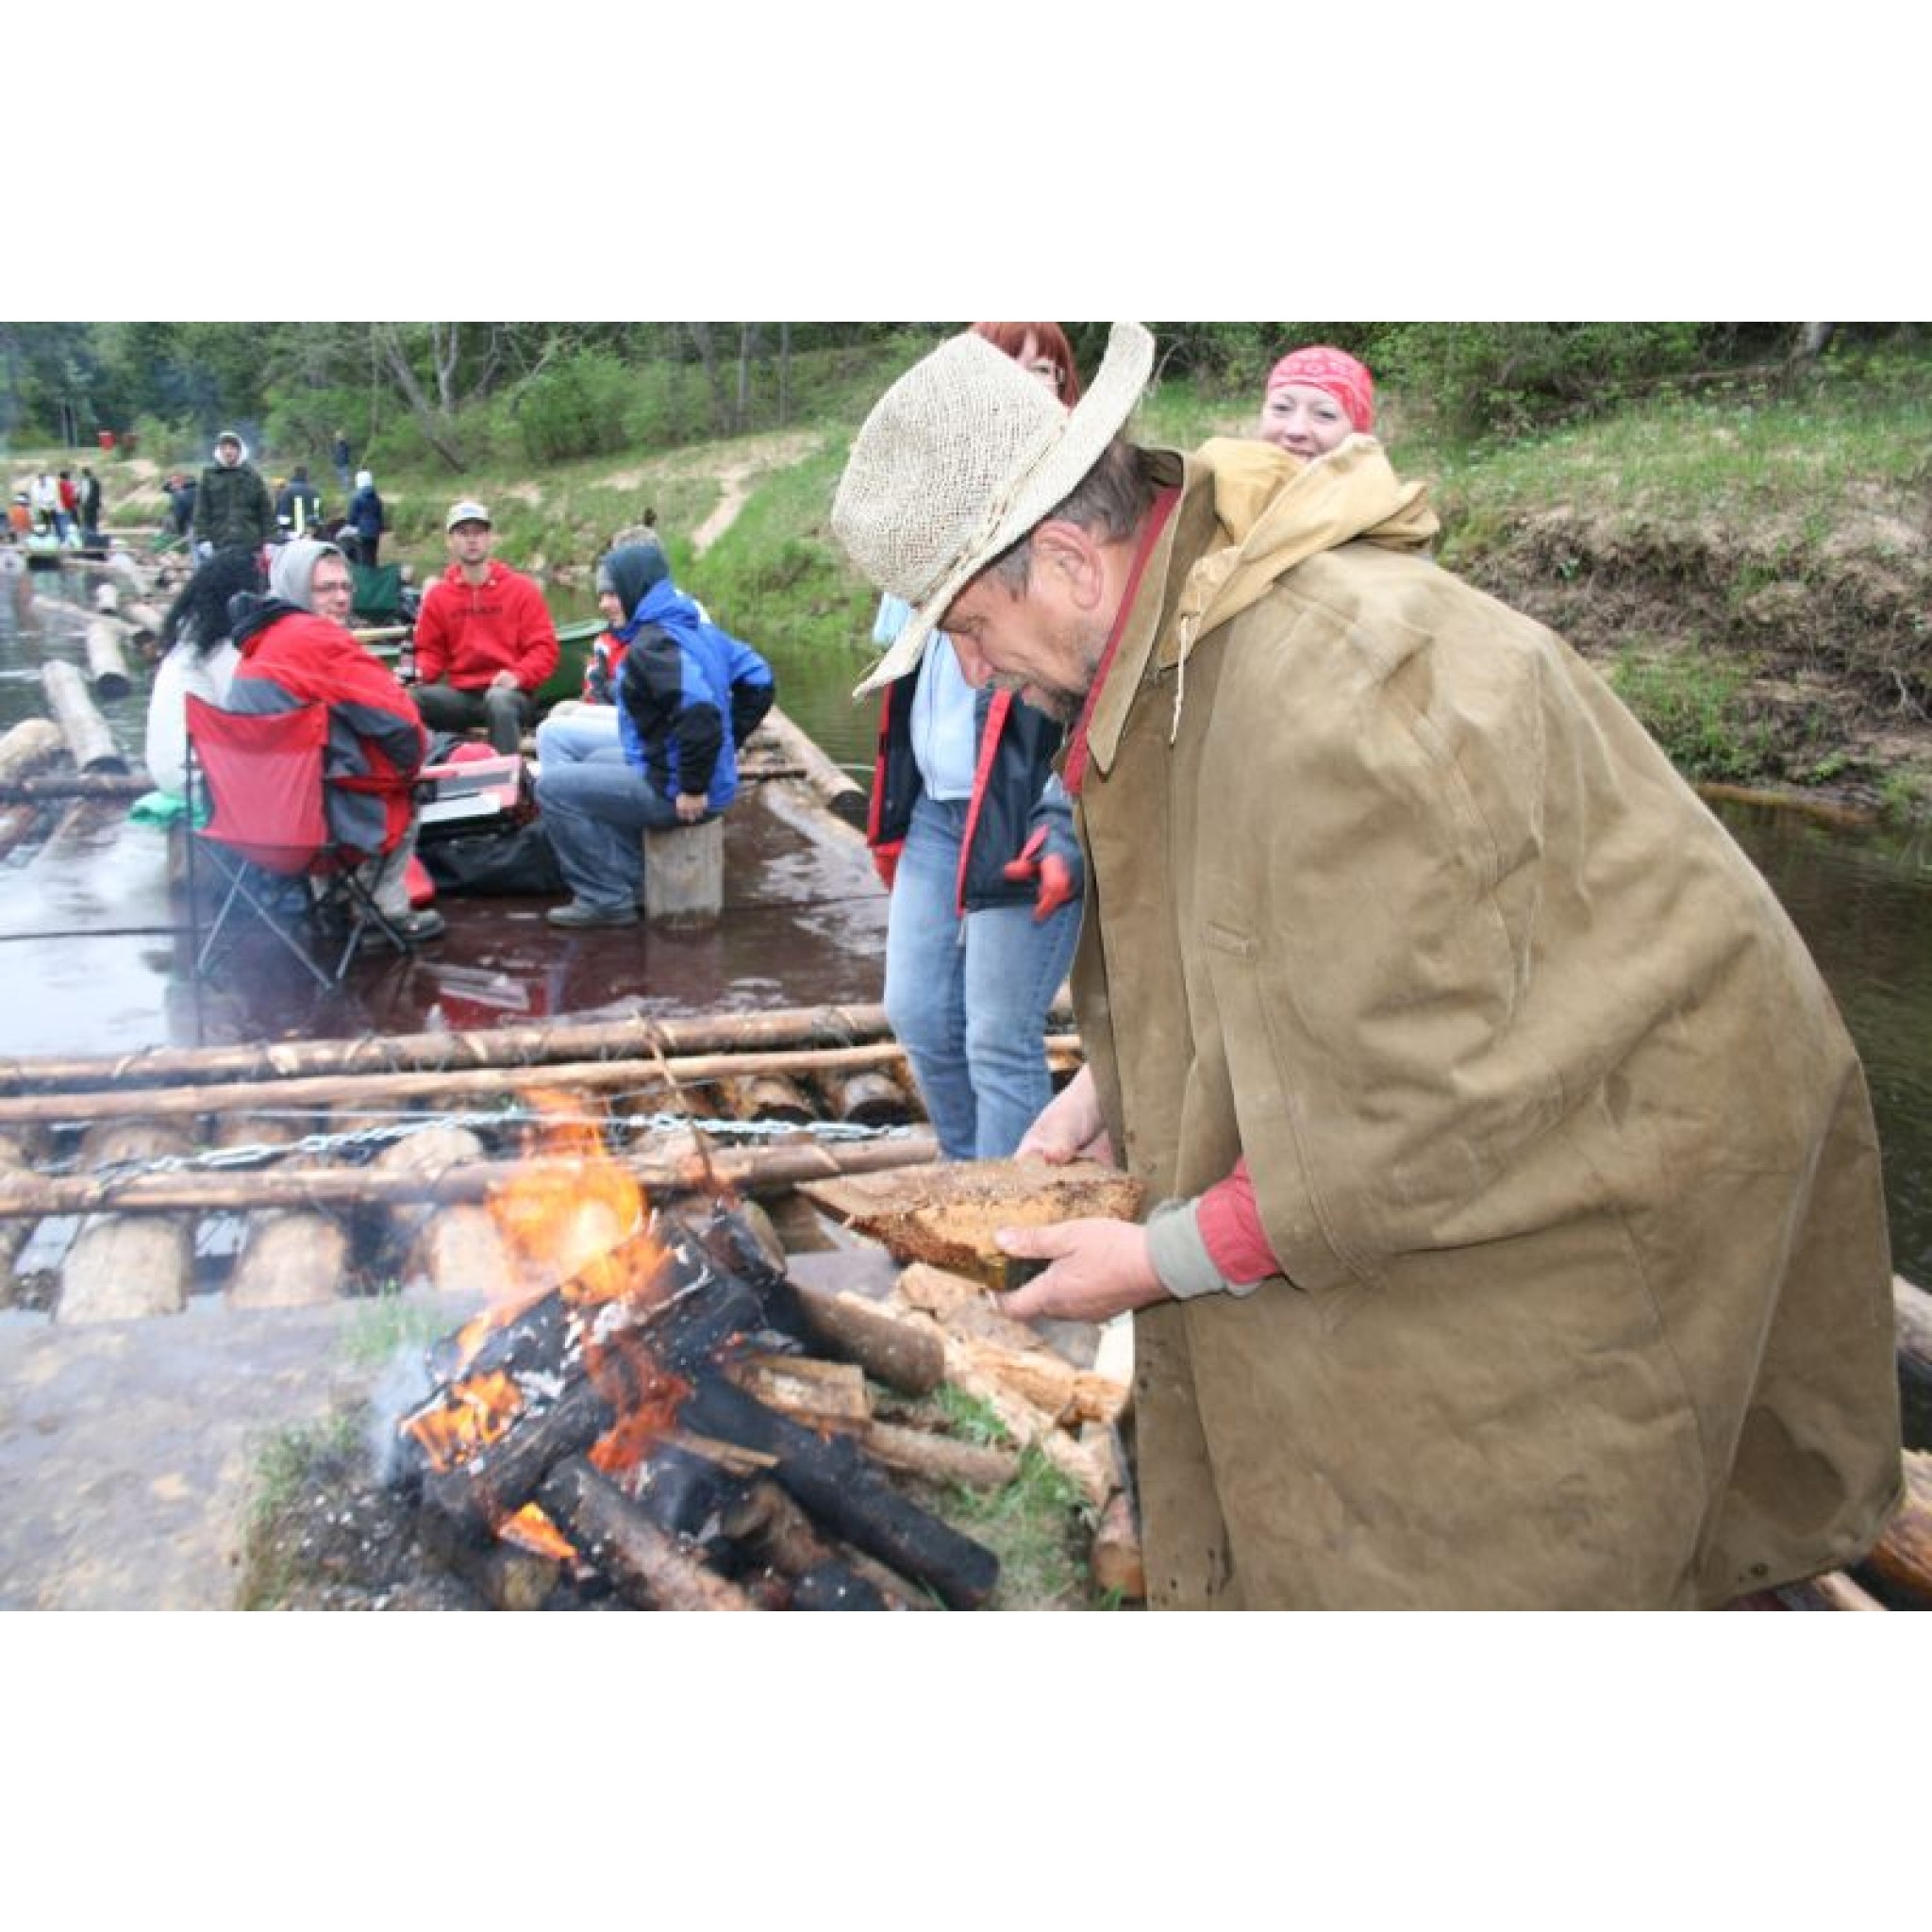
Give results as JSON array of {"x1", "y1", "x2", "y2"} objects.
[{"x1": 5, "y1": 552, "x2": 1930, "y2": 1282}]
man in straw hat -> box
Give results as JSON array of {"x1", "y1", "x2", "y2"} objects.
[{"x1": 831, "y1": 322, "x2": 1902, "y2": 1609}]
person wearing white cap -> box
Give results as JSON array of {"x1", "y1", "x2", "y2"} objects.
[
  {"x1": 830, "y1": 322, "x2": 1901, "y2": 1609},
  {"x1": 192, "y1": 430, "x2": 275, "y2": 558},
  {"x1": 409, "y1": 500, "x2": 559, "y2": 756}
]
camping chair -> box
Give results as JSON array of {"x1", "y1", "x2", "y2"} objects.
[{"x1": 183, "y1": 694, "x2": 412, "y2": 989}]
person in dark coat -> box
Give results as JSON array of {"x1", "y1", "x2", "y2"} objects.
[
  {"x1": 192, "y1": 431, "x2": 274, "y2": 556},
  {"x1": 347, "y1": 470, "x2": 385, "y2": 566}
]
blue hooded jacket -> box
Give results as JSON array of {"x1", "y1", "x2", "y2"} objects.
[{"x1": 613, "y1": 564, "x2": 774, "y2": 810}]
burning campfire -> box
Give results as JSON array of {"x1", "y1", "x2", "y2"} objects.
[{"x1": 387, "y1": 1096, "x2": 1007, "y2": 1610}]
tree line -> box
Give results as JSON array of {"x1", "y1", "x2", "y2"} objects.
[{"x1": 0, "y1": 322, "x2": 1903, "y2": 467}]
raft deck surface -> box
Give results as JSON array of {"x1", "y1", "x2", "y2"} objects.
[{"x1": 0, "y1": 771, "x2": 890, "y2": 1059}]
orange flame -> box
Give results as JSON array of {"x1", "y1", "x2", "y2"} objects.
[
  {"x1": 497, "y1": 1503, "x2": 577, "y2": 1563},
  {"x1": 404, "y1": 1369, "x2": 525, "y2": 1474}
]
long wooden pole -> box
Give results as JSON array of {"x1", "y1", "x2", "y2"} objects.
[
  {"x1": 0, "y1": 1001, "x2": 918, "y2": 1092},
  {"x1": 0, "y1": 1128, "x2": 940, "y2": 1219},
  {"x1": 0, "y1": 1037, "x2": 1078, "y2": 1128}
]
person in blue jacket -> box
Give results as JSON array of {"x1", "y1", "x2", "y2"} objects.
[{"x1": 535, "y1": 542, "x2": 774, "y2": 927}]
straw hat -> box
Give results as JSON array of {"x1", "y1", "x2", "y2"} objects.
[{"x1": 833, "y1": 321, "x2": 1155, "y2": 694}]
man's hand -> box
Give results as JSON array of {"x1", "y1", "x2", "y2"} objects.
[
  {"x1": 489, "y1": 670, "x2": 520, "y2": 692},
  {"x1": 1015, "y1": 1063, "x2": 1114, "y2": 1166},
  {"x1": 675, "y1": 791, "x2": 708, "y2": 824},
  {"x1": 996, "y1": 1217, "x2": 1169, "y2": 1323}
]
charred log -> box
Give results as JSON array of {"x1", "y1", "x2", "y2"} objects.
[
  {"x1": 537, "y1": 1457, "x2": 759, "y2": 1611},
  {"x1": 677, "y1": 1370, "x2": 1000, "y2": 1609}
]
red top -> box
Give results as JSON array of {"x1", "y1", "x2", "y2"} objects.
[{"x1": 413, "y1": 561, "x2": 559, "y2": 692}]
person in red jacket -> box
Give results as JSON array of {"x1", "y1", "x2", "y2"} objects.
[
  {"x1": 227, "y1": 538, "x2": 443, "y2": 941},
  {"x1": 408, "y1": 500, "x2": 559, "y2": 755}
]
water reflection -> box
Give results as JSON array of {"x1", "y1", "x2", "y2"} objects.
[{"x1": 1713, "y1": 799, "x2": 1932, "y2": 1285}]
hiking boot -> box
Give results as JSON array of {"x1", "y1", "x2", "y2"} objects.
[
  {"x1": 546, "y1": 900, "x2": 639, "y2": 929},
  {"x1": 390, "y1": 908, "x2": 446, "y2": 942}
]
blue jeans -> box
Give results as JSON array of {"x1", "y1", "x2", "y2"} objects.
[
  {"x1": 883, "y1": 791, "x2": 1080, "y2": 1160},
  {"x1": 536, "y1": 704, "x2": 624, "y2": 768},
  {"x1": 534, "y1": 752, "x2": 681, "y2": 911}
]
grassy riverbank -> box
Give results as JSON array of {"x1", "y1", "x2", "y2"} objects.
[{"x1": 70, "y1": 333, "x2": 1932, "y2": 816}]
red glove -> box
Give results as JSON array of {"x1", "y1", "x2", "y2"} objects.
[{"x1": 1002, "y1": 825, "x2": 1079, "y2": 923}]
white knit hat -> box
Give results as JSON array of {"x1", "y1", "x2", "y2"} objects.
[{"x1": 833, "y1": 321, "x2": 1154, "y2": 695}]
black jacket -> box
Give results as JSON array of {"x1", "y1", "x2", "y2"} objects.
[{"x1": 867, "y1": 677, "x2": 1076, "y2": 911}]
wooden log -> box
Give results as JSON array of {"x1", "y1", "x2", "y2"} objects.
[
  {"x1": 1091, "y1": 1491, "x2": 1146, "y2": 1603},
  {"x1": 414, "y1": 1505, "x2": 563, "y2": 1610},
  {"x1": 865, "y1": 1420, "x2": 1021, "y2": 1491},
  {"x1": 0, "y1": 772, "x2": 152, "y2": 803},
  {"x1": 1898, "y1": 1275, "x2": 1932, "y2": 1368},
  {"x1": 222, "y1": 1111, "x2": 350, "y2": 1310},
  {"x1": 0, "y1": 1128, "x2": 941, "y2": 1220},
  {"x1": 85, "y1": 618, "x2": 133, "y2": 699},
  {"x1": 55, "y1": 1120, "x2": 193, "y2": 1323},
  {"x1": 1898, "y1": 1275, "x2": 1932, "y2": 1452},
  {"x1": 753, "y1": 706, "x2": 870, "y2": 827},
  {"x1": 42, "y1": 660, "x2": 127, "y2": 774},
  {"x1": 92, "y1": 581, "x2": 119, "y2": 615},
  {"x1": 0, "y1": 1000, "x2": 926, "y2": 1092},
  {"x1": 813, "y1": 1067, "x2": 914, "y2": 1127},
  {"x1": 0, "y1": 1041, "x2": 953, "y2": 1126},
  {"x1": 0, "y1": 804, "x2": 43, "y2": 861},
  {"x1": 0, "y1": 717, "x2": 68, "y2": 789},
  {"x1": 1857, "y1": 1449, "x2": 1932, "y2": 1607},
  {"x1": 1774, "y1": 1571, "x2": 1887, "y2": 1611},
  {"x1": 372, "y1": 1125, "x2": 516, "y2": 1300},
  {"x1": 719, "y1": 1480, "x2": 891, "y2": 1610},
  {"x1": 537, "y1": 1457, "x2": 759, "y2": 1612},
  {"x1": 124, "y1": 601, "x2": 167, "y2": 646},
  {"x1": 895, "y1": 1261, "x2": 1131, "y2": 1424},
  {"x1": 728, "y1": 1354, "x2": 873, "y2": 1435},
  {"x1": 720, "y1": 1073, "x2": 815, "y2": 1125},
  {"x1": 882, "y1": 1284, "x2": 1118, "y2": 1510},
  {"x1": 682, "y1": 1205, "x2": 945, "y2": 1395},
  {"x1": 678, "y1": 1371, "x2": 1002, "y2": 1609},
  {"x1": 793, "y1": 1285, "x2": 946, "y2": 1396},
  {"x1": 643, "y1": 815, "x2": 724, "y2": 925}
]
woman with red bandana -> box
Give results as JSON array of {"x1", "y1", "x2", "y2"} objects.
[{"x1": 1256, "y1": 343, "x2": 1376, "y2": 458}]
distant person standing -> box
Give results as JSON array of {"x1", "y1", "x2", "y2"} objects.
[
  {"x1": 332, "y1": 429, "x2": 353, "y2": 495},
  {"x1": 347, "y1": 469, "x2": 386, "y2": 567},
  {"x1": 162, "y1": 473, "x2": 196, "y2": 542},
  {"x1": 192, "y1": 431, "x2": 275, "y2": 558},
  {"x1": 77, "y1": 467, "x2": 104, "y2": 545},
  {"x1": 409, "y1": 500, "x2": 559, "y2": 756},
  {"x1": 275, "y1": 464, "x2": 322, "y2": 538}
]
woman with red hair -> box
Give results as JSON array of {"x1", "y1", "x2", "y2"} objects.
[{"x1": 865, "y1": 324, "x2": 1087, "y2": 1160}]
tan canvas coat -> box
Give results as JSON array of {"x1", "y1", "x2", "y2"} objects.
[{"x1": 1074, "y1": 437, "x2": 1903, "y2": 1608}]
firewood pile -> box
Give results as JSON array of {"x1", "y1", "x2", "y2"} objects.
[{"x1": 389, "y1": 1197, "x2": 1137, "y2": 1610}]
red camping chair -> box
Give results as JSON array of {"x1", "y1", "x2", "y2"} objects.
[{"x1": 184, "y1": 694, "x2": 412, "y2": 989}]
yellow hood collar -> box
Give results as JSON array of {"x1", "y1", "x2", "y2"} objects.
[{"x1": 1164, "y1": 435, "x2": 1439, "y2": 671}]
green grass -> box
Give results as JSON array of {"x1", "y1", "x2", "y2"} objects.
[
  {"x1": 941, "y1": 1441, "x2": 1097, "y2": 1610},
  {"x1": 238, "y1": 1411, "x2": 364, "y2": 1610},
  {"x1": 1607, "y1": 640, "x2": 1774, "y2": 782}
]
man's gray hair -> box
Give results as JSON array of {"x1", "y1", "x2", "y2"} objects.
[{"x1": 982, "y1": 441, "x2": 1159, "y2": 595}]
